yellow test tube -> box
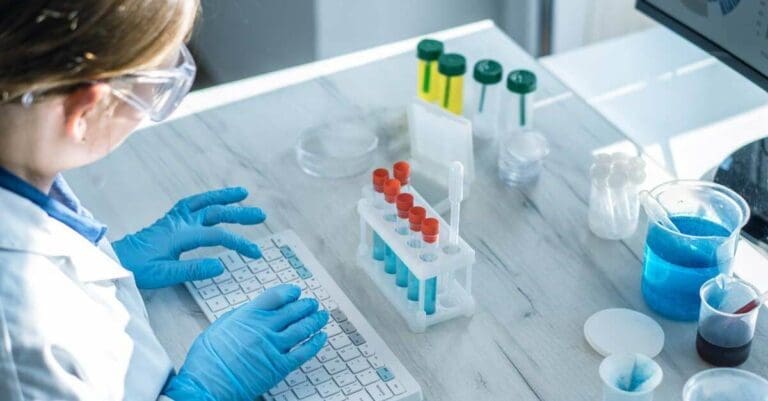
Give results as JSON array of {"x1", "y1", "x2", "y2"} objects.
[
  {"x1": 437, "y1": 53, "x2": 466, "y2": 115},
  {"x1": 416, "y1": 39, "x2": 443, "y2": 102}
]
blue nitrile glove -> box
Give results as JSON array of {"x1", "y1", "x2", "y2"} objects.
[
  {"x1": 112, "y1": 187, "x2": 266, "y2": 289},
  {"x1": 163, "y1": 284, "x2": 329, "y2": 401}
]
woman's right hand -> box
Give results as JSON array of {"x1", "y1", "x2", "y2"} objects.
[{"x1": 163, "y1": 284, "x2": 329, "y2": 401}]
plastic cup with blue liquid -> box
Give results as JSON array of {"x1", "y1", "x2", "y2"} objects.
[{"x1": 641, "y1": 181, "x2": 749, "y2": 321}]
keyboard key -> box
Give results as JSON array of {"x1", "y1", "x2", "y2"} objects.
[
  {"x1": 323, "y1": 300, "x2": 339, "y2": 311},
  {"x1": 219, "y1": 251, "x2": 246, "y2": 271},
  {"x1": 342, "y1": 380, "x2": 364, "y2": 395},
  {"x1": 278, "y1": 269, "x2": 299, "y2": 283},
  {"x1": 330, "y1": 309, "x2": 348, "y2": 323},
  {"x1": 334, "y1": 371, "x2": 357, "y2": 388},
  {"x1": 375, "y1": 367, "x2": 394, "y2": 382},
  {"x1": 366, "y1": 382, "x2": 393, "y2": 401},
  {"x1": 269, "y1": 380, "x2": 291, "y2": 395},
  {"x1": 231, "y1": 267, "x2": 253, "y2": 282},
  {"x1": 324, "y1": 322, "x2": 342, "y2": 337},
  {"x1": 206, "y1": 296, "x2": 229, "y2": 312},
  {"x1": 316, "y1": 381, "x2": 341, "y2": 398},
  {"x1": 347, "y1": 357, "x2": 370, "y2": 373},
  {"x1": 198, "y1": 285, "x2": 221, "y2": 300},
  {"x1": 273, "y1": 392, "x2": 298, "y2": 401},
  {"x1": 213, "y1": 271, "x2": 233, "y2": 283},
  {"x1": 295, "y1": 266, "x2": 313, "y2": 279},
  {"x1": 301, "y1": 357, "x2": 323, "y2": 373},
  {"x1": 313, "y1": 288, "x2": 330, "y2": 300},
  {"x1": 280, "y1": 246, "x2": 296, "y2": 258},
  {"x1": 349, "y1": 332, "x2": 366, "y2": 346},
  {"x1": 287, "y1": 256, "x2": 303, "y2": 268},
  {"x1": 329, "y1": 334, "x2": 352, "y2": 350},
  {"x1": 358, "y1": 344, "x2": 374, "y2": 358},
  {"x1": 317, "y1": 346, "x2": 338, "y2": 363},
  {"x1": 225, "y1": 290, "x2": 247, "y2": 305},
  {"x1": 240, "y1": 277, "x2": 262, "y2": 293},
  {"x1": 287, "y1": 278, "x2": 307, "y2": 290},
  {"x1": 325, "y1": 393, "x2": 346, "y2": 401},
  {"x1": 256, "y1": 270, "x2": 278, "y2": 284},
  {"x1": 307, "y1": 368, "x2": 332, "y2": 385},
  {"x1": 193, "y1": 279, "x2": 213, "y2": 289},
  {"x1": 285, "y1": 371, "x2": 308, "y2": 386},
  {"x1": 338, "y1": 346, "x2": 361, "y2": 362},
  {"x1": 368, "y1": 355, "x2": 384, "y2": 369},
  {"x1": 387, "y1": 380, "x2": 406, "y2": 395},
  {"x1": 305, "y1": 278, "x2": 321, "y2": 289},
  {"x1": 348, "y1": 392, "x2": 374, "y2": 401},
  {"x1": 270, "y1": 259, "x2": 292, "y2": 272},
  {"x1": 340, "y1": 321, "x2": 357, "y2": 334},
  {"x1": 248, "y1": 259, "x2": 270, "y2": 274},
  {"x1": 262, "y1": 248, "x2": 283, "y2": 261},
  {"x1": 247, "y1": 288, "x2": 265, "y2": 300},
  {"x1": 324, "y1": 358, "x2": 347, "y2": 375},
  {"x1": 292, "y1": 383, "x2": 316, "y2": 399},
  {"x1": 356, "y1": 369, "x2": 379, "y2": 386},
  {"x1": 218, "y1": 280, "x2": 240, "y2": 295},
  {"x1": 213, "y1": 307, "x2": 232, "y2": 319},
  {"x1": 300, "y1": 288, "x2": 314, "y2": 299},
  {"x1": 271, "y1": 236, "x2": 288, "y2": 248}
]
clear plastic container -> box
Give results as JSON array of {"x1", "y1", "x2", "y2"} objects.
[
  {"x1": 296, "y1": 120, "x2": 378, "y2": 178},
  {"x1": 435, "y1": 53, "x2": 466, "y2": 115},
  {"x1": 416, "y1": 39, "x2": 443, "y2": 103},
  {"x1": 498, "y1": 130, "x2": 549, "y2": 186},
  {"x1": 469, "y1": 59, "x2": 503, "y2": 140},
  {"x1": 499, "y1": 69, "x2": 536, "y2": 135},
  {"x1": 599, "y1": 353, "x2": 663, "y2": 401},
  {"x1": 683, "y1": 368, "x2": 768, "y2": 401}
]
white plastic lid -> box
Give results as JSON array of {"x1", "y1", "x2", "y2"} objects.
[{"x1": 584, "y1": 308, "x2": 665, "y2": 358}]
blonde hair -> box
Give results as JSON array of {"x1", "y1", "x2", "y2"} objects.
[{"x1": 0, "y1": 0, "x2": 199, "y2": 103}]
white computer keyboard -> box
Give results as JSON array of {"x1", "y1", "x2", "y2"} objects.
[{"x1": 185, "y1": 230, "x2": 423, "y2": 401}]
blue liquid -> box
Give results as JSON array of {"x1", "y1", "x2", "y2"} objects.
[
  {"x1": 407, "y1": 271, "x2": 419, "y2": 301},
  {"x1": 395, "y1": 258, "x2": 409, "y2": 287},
  {"x1": 372, "y1": 232, "x2": 386, "y2": 261},
  {"x1": 642, "y1": 215, "x2": 733, "y2": 321},
  {"x1": 424, "y1": 277, "x2": 437, "y2": 315},
  {"x1": 384, "y1": 246, "x2": 397, "y2": 274}
]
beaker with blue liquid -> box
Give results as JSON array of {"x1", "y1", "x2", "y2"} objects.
[{"x1": 641, "y1": 181, "x2": 749, "y2": 321}]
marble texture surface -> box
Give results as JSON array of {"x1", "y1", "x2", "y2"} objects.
[{"x1": 65, "y1": 25, "x2": 768, "y2": 400}]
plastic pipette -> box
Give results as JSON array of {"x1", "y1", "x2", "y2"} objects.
[
  {"x1": 639, "y1": 190, "x2": 680, "y2": 233},
  {"x1": 733, "y1": 290, "x2": 768, "y2": 314},
  {"x1": 448, "y1": 161, "x2": 464, "y2": 252}
]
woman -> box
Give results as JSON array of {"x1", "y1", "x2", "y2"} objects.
[{"x1": 0, "y1": 1, "x2": 328, "y2": 400}]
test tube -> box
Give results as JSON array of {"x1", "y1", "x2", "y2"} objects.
[
  {"x1": 393, "y1": 161, "x2": 411, "y2": 193},
  {"x1": 407, "y1": 207, "x2": 426, "y2": 301},
  {"x1": 420, "y1": 218, "x2": 439, "y2": 315},
  {"x1": 436, "y1": 53, "x2": 466, "y2": 115},
  {"x1": 371, "y1": 168, "x2": 389, "y2": 261},
  {"x1": 383, "y1": 179, "x2": 401, "y2": 274},
  {"x1": 470, "y1": 59, "x2": 503, "y2": 140},
  {"x1": 416, "y1": 39, "x2": 443, "y2": 102},
  {"x1": 394, "y1": 193, "x2": 414, "y2": 286}
]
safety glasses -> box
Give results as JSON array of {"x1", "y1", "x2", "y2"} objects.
[{"x1": 21, "y1": 44, "x2": 197, "y2": 122}]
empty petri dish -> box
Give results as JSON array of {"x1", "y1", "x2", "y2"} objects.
[
  {"x1": 296, "y1": 120, "x2": 378, "y2": 178},
  {"x1": 683, "y1": 368, "x2": 768, "y2": 401}
]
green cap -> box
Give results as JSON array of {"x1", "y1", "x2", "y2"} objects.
[
  {"x1": 417, "y1": 39, "x2": 443, "y2": 61},
  {"x1": 506, "y1": 69, "x2": 537, "y2": 94},
  {"x1": 473, "y1": 59, "x2": 503, "y2": 85},
  {"x1": 438, "y1": 53, "x2": 466, "y2": 76}
]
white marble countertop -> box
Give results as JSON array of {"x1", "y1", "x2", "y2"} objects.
[{"x1": 65, "y1": 22, "x2": 768, "y2": 401}]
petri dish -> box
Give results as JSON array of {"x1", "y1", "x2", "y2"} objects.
[
  {"x1": 296, "y1": 120, "x2": 378, "y2": 178},
  {"x1": 683, "y1": 368, "x2": 768, "y2": 401}
]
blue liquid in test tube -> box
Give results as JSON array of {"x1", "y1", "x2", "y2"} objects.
[
  {"x1": 372, "y1": 232, "x2": 386, "y2": 261},
  {"x1": 424, "y1": 277, "x2": 437, "y2": 315}
]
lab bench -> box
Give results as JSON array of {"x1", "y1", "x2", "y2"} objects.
[{"x1": 65, "y1": 21, "x2": 768, "y2": 401}]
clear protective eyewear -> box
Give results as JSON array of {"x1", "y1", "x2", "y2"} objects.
[{"x1": 21, "y1": 44, "x2": 197, "y2": 122}]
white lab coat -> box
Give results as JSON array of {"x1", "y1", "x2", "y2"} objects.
[{"x1": 0, "y1": 186, "x2": 175, "y2": 401}]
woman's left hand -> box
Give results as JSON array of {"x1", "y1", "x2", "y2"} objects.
[{"x1": 112, "y1": 187, "x2": 266, "y2": 289}]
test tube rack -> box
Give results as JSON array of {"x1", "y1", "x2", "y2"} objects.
[{"x1": 356, "y1": 186, "x2": 476, "y2": 333}]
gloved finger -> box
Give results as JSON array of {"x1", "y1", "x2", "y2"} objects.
[
  {"x1": 285, "y1": 332, "x2": 328, "y2": 370},
  {"x1": 270, "y1": 298, "x2": 320, "y2": 331},
  {"x1": 244, "y1": 284, "x2": 301, "y2": 311},
  {"x1": 174, "y1": 187, "x2": 249, "y2": 213},
  {"x1": 176, "y1": 227, "x2": 262, "y2": 260},
  {"x1": 277, "y1": 310, "x2": 329, "y2": 352},
  {"x1": 200, "y1": 205, "x2": 266, "y2": 226},
  {"x1": 135, "y1": 259, "x2": 224, "y2": 289}
]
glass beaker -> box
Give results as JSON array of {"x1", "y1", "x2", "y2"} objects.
[
  {"x1": 696, "y1": 275, "x2": 761, "y2": 367},
  {"x1": 683, "y1": 368, "x2": 768, "y2": 401},
  {"x1": 641, "y1": 180, "x2": 749, "y2": 321}
]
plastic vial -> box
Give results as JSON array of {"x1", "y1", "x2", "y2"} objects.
[
  {"x1": 383, "y1": 178, "x2": 401, "y2": 274},
  {"x1": 393, "y1": 160, "x2": 411, "y2": 193},
  {"x1": 498, "y1": 70, "x2": 550, "y2": 186},
  {"x1": 469, "y1": 59, "x2": 503, "y2": 140},
  {"x1": 420, "y1": 218, "x2": 439, "y2": 315},
  {"x1": 416, "y1": 39, "x2": 443, "y2": 103},
  {"x1": 394, "y1": 193, "x2": 414, "y2": 287},
  {"x1": 406, "y1": 207, "x2": 426, "y2": 300},
  {"x1": 436, "y1": 53, "x2": 466, "y2": 115},
  {"x1": 371, "y1": 168, "x2": 390, "y2": 261},
  {"x1": 588, "y1": 163, "x2": 613, "y2": 239}
]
